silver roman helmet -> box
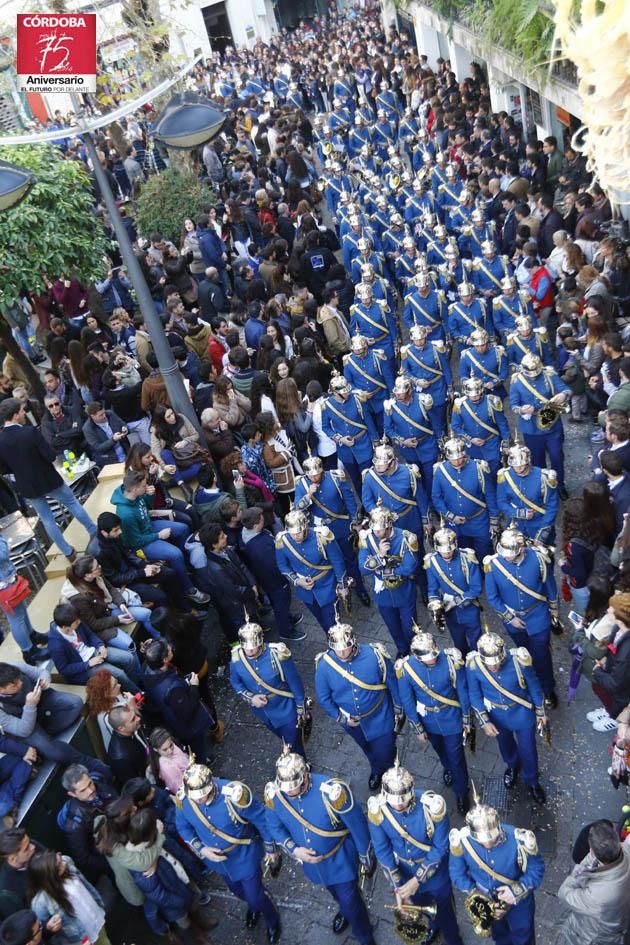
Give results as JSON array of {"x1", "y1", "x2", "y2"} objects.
[
  {"x1": 284, "y1": 509, "x2": 310, "y2": 536},
  {"x1": 381, "y1": 757, "x2": 415, "y2": 807},
  {"x1": 369, "y1": 501, "x2": 395, "y2": 531},
  {"x1": 357, "y1": 237, "x2": 372, "y2": 255},
  {"x1": 433, "y1": 527, "x2": 458, "y2": 555},
  {"x1": 361, "y1": 263, "x2": 375, "y2": 282},
  {"x1": 497, "y1": 525, "x2": 526, "y2": 561},
  {"x1": 507, "y1": 444, "x2": 531, "y2": 469},
  {"x1": 445, "y1": 241, "x2": 459, "y2": 261},
  {"x1": 329, "y1": 372, "x2": 351, "y2": 397},
  {"x1": 458, "y1": 280, "x2": 473, "y2": 301},
  {"x1": 466, "y1": 784, "x2": 502, "y2": 843},
  {"x1": 182, "y1": 763, "x2": 216, "y2": 802},
  {"x1": 471, "y1": 208, "x2": 485, "y2": 226},
  {"x1": 445, "y1": 162, "x2": 458, "y2": 181},
  {"x1": 393, "y1": 373, "x2": 413, "y2": 398},
  {"x1": 414, "y1": 255, "x2": 429, "y2": 273},
  {"x1": 327, "y1": 619, "x2": 356, "y2": 651},
  {"x1": 303, "y1": 453, "x2": 324, "y2": 476},
  {"x1": 481, "y1": 240, "x2": 496, "y2": 258},
  {"x1": 434, "y1": 224, "x2": 448, "y2": 241},
  {"x1": 477, "y1": 632, "x2": 507, "y2": 669},
  {"x1": 515, "y1": 315, "x2": 533, "y2": 333},
  {"x1": 375, "y1": 194, "x2": 388, "y2": 211},
  {"x1": 443, "y1": 436, "x2": 468, "y2": 462},
  {"x1": 391, "y1": 212, "x2": 404, "y2": 227},
  {"x1": 402, "y1": 235, "x2": 416, "y2": 253},
  {"x1": 410, "y1": 629, "x2": 440, "y2": 662},
  {"x1": 373, "y1": 438, "x2": 396, "y2": 472},
  {"x1": 414, "y1": 271, "x2": 430, "y2": 290},
  {"x1": 462, "y1": 377, "x2": 484, "y2": 399},
  {"x1": 520, "y1": 352, "x2": 543, "y2": 377},
  {"x1": 275, "y1": 744, "x2": 307, "y2": 793},
  {"x1": 238, "y1": 619, "x2": 264, "y2": 650},
  {"x1": 501, "y1": 276, "x2": 516, "y2": 294},
  {"x1": 351, "y1": 332, "x2": 369, "y2": 356},
  {"x1": 469, "y1": 328, "x2": 489, "y2": 347},
  {"x1": 409, "y1": 324, "x2": 428, "y2": 345}
]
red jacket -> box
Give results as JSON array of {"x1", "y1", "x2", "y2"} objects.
[
  {"x1": 208, "y1": 335, "x2": 226, "y2": 376},
  {"x1": 530, "y1": 266, "x2": 554, "y2": 312}
]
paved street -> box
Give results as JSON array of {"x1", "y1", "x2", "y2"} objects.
[{"x1": 107, "y1": 419, "x2": 626, "y2": 945}]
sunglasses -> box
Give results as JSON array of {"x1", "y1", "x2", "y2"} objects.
[{"x1": 48, "y1": 401, "x2": 61, "y2": 407}]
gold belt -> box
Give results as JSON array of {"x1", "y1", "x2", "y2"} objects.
[
  {"x1": 353, "y1": 691, "x2": 386, "y2": 719},
  {"x1": 318, "y1": 834, "x2": 349, "y2": 860}
]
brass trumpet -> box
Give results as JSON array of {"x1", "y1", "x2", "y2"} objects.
[
  {"x1": 465, "y1": 890, "x2": 509, "y2": 937},
  {"x1": 535, "y1": 400, "x2": 569, "y2": 431},
  {"x1": 385, "y1": 902, "x2": 437, "y2": 944}
]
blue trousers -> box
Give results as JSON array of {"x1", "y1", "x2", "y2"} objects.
[
  {"x1": 425, "y1": 730, "x2": 469, "y2": 799},
  {"x1": 270, "y1": 717, "x2": 306, "y2": 758},
  {"x1": 30, "y1": 483, "x2": 96, "y2": 557},
  {"x1": 337, "y1": 535, "x2": 368, "y2": 597},
  {"x1": 224, "y1": 870, "x2": 278, "y2": 930},
  {"x1": 508, "y1": 626, "x2": 556, "y2": 697},
  {"x1": 0, "y1": 756, "x2": 31, "y2": 817},
  {"x1": 524, "y1": 429, "x2": 565, "y2": 490},
  {"x1": 494, "y1": 720, "x2": 539, "y2": 785},
  {"x1": 305, "y1": 599, "x2": 337, "y2": 634},
  {"x1": 378, "y1": 602, "x2": 416, "y2": 656},
  {"x1": 268, "y1": 584, "x2": 294, "y2": 638},
  {"x1": 456, "y1": 529, "x2": 493, "y2": 562},
  {"x1": 412, "y1": 884, "x2": 463, "y2": 945},
  {"x1": 345, "y1": 724, "x2": 397, "y2": 777},
  {"x1": 342, "y1": 455, "x2": 371, "y2": 499},
  {"x1": 491, "y1": 893, "x2": 536, "y2": 945},
  {"x1": 160, "y1": 448, "x2": 202, "y2": 483},
  {"x1": 430, "y1": 402, "x2": 447, "y2": 437},
  {"x1": 445, "y1": 605, "x2": 482, "y2": 656},
  {"x1": 368, "y1": 401, "x2": 385, "y2": 437},
  {"x1": 5, "y1": 600, "x2": 38, "y2": 653},
  {"x1": 327, "y1": 880, "x2": 374, "y2": 945},
  {"x1": 143, "y1": 521, "x2": 193, "y2": 591}
]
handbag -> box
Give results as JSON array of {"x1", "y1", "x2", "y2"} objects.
[
  {"x1": 0, "y1": 575, "x2": 31, "y2": 614},
  {"x1": 171, "y1": 441, "x2": 211, "y2": 469},
  {"x1": 121, "y1": 587, "x2": 142, "y2": 607}
]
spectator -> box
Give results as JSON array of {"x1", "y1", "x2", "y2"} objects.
[
  {"x1": 590, "y1": 592, "x2": 630, "y2": 727},
  {"x1": 197, "y1": 268, "x2": 228, "y2": 320},
  {"x1": 0, "y1": 833, "x2": 40, "y2": 918},
  {"x1": 196, "y1": 521, "x2": 257, "y2": 643},
  {"x1": 105, "y1": 705, "x2": 149, "y2": 787},
  {"x1": 560, "y1": 482, "x2": 615, "y2": 614},
  {"x1": 28, "y1": 851, "x2": 113, "y2": 945},
  {"x1": 82, "y1": 402, "x2": 129, "y2": 467},
  {"x1": 56, "y1": 764, "x2": 117, "y2": 884},
  {"x1": 600, "y1": 450, "x2": 630, "y2": 532},
  {"x1": 200, "y1": 407, "x2": 236, "y2": 466},
  {"x1": 150, "y1": 405, "x2": 205, "y2": 487},
  {"x1": 140, "y1": 353, "x2": 171, "y2": 414},
  {"x1": 0, "y1": 399, "x2": 96, "y2": 561},
  {"x1": 48, "y1": 603, "x2": 139, "y2": 692},
  {"x1": 148, "y1": 728, "x2": 189, "y2": 794},
  {"x1": 212, "y1": 375, "x2": 251, "y2": 431}
]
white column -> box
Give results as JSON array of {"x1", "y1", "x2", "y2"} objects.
[{"x1": 413, "y1": 16, "x2": 442, "y2": 69}]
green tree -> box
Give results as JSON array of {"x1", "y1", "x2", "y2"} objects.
[
  {"x1": 133, "y1": 167, "x2": 214, "y2": 245},
  {"x1": 0, "y1": 143, "x2": 110, "y2": 397}
]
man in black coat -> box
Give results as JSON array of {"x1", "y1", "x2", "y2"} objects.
[
  {"x1": 500, "y1": 191, "x2": 518, "y2": 257},
  {"x1": 276, "y1": 202, "x2": 295, "y2": 250},
  {"x1": 82, "y1": 402, "x2": 129, "y2": 467},
  {"x1": 537, "y1": 193, "x2": 565, "y2": 259},
  {"x1": 40, "y1": 397, "x2": 86, "y2": 458},
  {"x1": 601, "y1": 450, "x2": 630, "y2": 532},
  {"x1": 57, "y1": 763, "x2": 117, "y2": 884},
  {"x1": 196, "y1": 521, "x2": 257, "y2": 643},
  {"x1": 105, "y1": 704, "x2": 149, "y2": 788},
  {"x1": 0, "y1": 398, "x2": 96, "y2": 560},
  {"x1": 300, "y1": 230, "x2": 337, "y2": 302},
  {"x1": 197, "y1": 266, "x2": 227, "y2": 319}
]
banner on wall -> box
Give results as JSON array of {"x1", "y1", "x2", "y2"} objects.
[{"x1": 16, "y1": 13, "x2": 96, "y2": 93}]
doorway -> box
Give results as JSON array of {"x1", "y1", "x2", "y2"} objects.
[{"x1": 202, "y1": 2, "x2": 233, "y2": 55}]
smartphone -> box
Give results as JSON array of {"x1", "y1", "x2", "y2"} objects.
[
  {"x1": 232, "y1": 469, "x2": 240, "y2": 482},
  {"x1": 568, "y1": 610, "x2": 583, "y2": 626}
]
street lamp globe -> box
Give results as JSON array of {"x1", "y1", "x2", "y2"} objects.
[
  {"x1": 152, "y1": 91, "x2": 226, "y2": 149},
  {"x1": 0, "y1": 160, "x2": 36, "y2": 211}
]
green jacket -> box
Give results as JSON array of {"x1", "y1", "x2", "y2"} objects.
[
  {"x1": 111, "y1": 485, "x2": 156, "y2": 549},
  {"x1": 607, "y1": 381, "x2": 630, "y2": 415}
]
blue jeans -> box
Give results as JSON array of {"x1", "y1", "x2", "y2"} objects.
[
  {"x1": 113, "y1": 604, "x2": 160, "y2": 638},
  {"x1": 571, "y1": 584, "x2": 590, "y2": 615},
  {"x1": 5, "y1": 601, "x2": 37, "y2": 653},
  {"x1": 0, "y1": 756, "x2": 31, "y2": 817},
  {"x1": 142, "y1": 521, "x2": 193, "y2": 591},
  {"x1": 106, "y1": 619, "x2": 142, "y2": 676},
  {"x1": 30, "y1": 483, "x2": 96, "y2": 557},
  {"x1": 12, "y1": 325, "x2": 36, "y2": 359}
]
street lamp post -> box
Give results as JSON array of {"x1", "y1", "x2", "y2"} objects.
[{"x1": 0, "y1": 160, "x2": 35, "y2": 210}]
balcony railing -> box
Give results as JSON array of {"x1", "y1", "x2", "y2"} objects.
[{"x1": 550, "y1": 57, "x2": 579, "y2": 88}]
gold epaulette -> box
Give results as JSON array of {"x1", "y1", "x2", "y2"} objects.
[
  {"x1": 264, "y1": 782, "x2": 276, "y2": 809},
  {"x1": 269, "y1": 642, "x2": 291, "y2": 661},
  {"x1": 367, "y1": 794, "x2": 384, "y2": 825}
]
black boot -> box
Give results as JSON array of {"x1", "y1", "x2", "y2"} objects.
[{"x1": 503, "y1": 766, "x2": 518, "y2": 789}]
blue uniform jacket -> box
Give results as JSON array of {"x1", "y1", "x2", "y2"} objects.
[
  {"x1": 265, "y1": 773, "x2": 370, "y2": 886},
  {"x1": 395, "y1": 252, "x2": 419, "y2": 285},
  {"x1": 459, "y1": 345, "x2": 509, "y2": 392},
  {"x1": 470, "y1": 255, "x2": 512, "y2": 296},
  {"x1": 451, "y1": 394, "x2": 510, "y2": 465},
  {"x1": 315, "y1": 643, "x2": 401, "y2": 740},
  {"x1": 384, "y1": 395, "x2": 438, "y2": 465},
  {"x1": 349, "y1": 301, "x2": 397, "y2": 360},
  {"x1": 449, "y1": 822, "x2": 544, "y2": 900},
  {"x1": 397, "y1": 650, "x2": 470, "y2": 735},
  {"x1": 343, "y1": 349, "x2": 394, "y2": 405},
  {"x1": 325, "y1": 175, "x2": 353, "y2": 215},
  {"x1": 400, "y1": 341, "x2": 452, "y2": 405},
  {"x1": 465, "y1": 648, "x2": 544, "y2": 730},
  {"x1": 484, "y1": 547, "x2": 556, "y2": 633},
  {"x1": 348, "y1": 126, "x2": 372, "y2": 158},
  {"x1": 275, "y1": 526, "x2": 347, "y2": 606},
  {"x1": 176, "y1": 778, "x2": 273, "y2": 883},
  {"x1": 432, "y1": 459, "x2": 498, "y2": 528},
  {"x1": 321, "y1": 394, "x2": 378, "y2": 465},
  {"x1": 425, "y1": 239, "x2": 450, "y2": 269},
  {"x1": 402, "y1": 288, "x2": 447, "y2": 339},
  {"x1": 436, "y1": 180, "x2": 463, "y2": 221},
  {"x1": 496, "y1": 466, "x2": 558, "y2": 542},
  {"x1": 362, "y1": 462, "x2": 429, "y2": 531},
  {"x1": 506, "y1": 329, "x2": 553, "y2": 367},
  {"x1": 368, "y1": 789, "x2": 452, "y2": 892},
  {"x1": 492, "y1": 292, "x2": 535, "y2": 339},
  {"x1": 509, "y1": 368, "x2": 569, "y2": 438},
  {"x1": 425, "y1": 548, "x2": 483, "y2": 610},
  {"x1": 294, "y1": 470, "x2": 357, "y2": 541},
  {"x1": 447, "y1": 299, "x2": 493, "y2": 342},
  {"x1": 230, "y1": 642, "x2": 305, "y2": 728},
  {"x1": 458, "y1": 224, "x2": 498, "y2": 259},
  {"x1": 358, "y1": 526, "x2": 419, "y2": 608},
  {"x1": 350, "y1": 251, "x2": 386, "y2": 285}
]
